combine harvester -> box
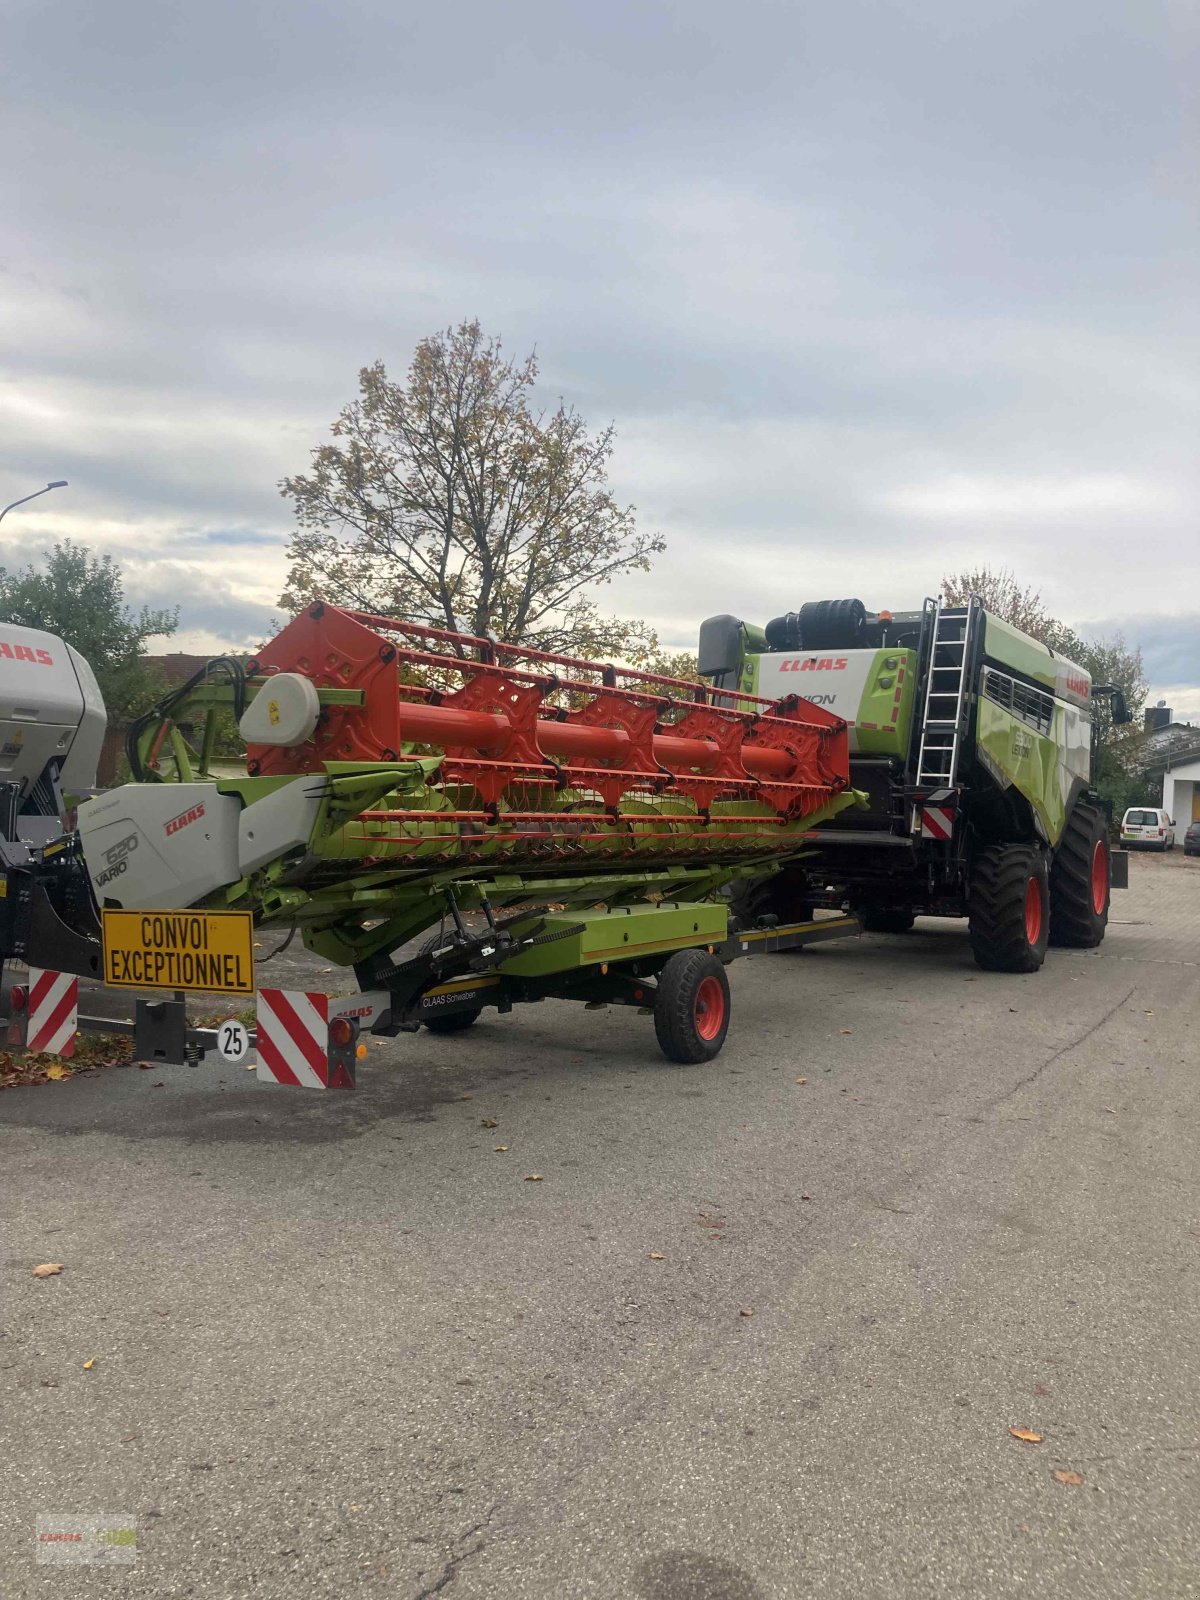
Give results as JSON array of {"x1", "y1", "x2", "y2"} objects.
[
  {"x1": 698, "y1": 593, "x2": 1131, "y2": 971},
  {"x1": 0, "y1": 605, "x2": 861, "y2": 1080}
]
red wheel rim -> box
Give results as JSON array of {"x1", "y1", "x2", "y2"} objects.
[
  {"x1": 694, "y1": 975, "x2": 726, "y2": 1040},
  {"x1": 1090, "y1": 840, "x2": 1109, "y2": 916},
  {"x1": 1024, "y1": 875, "x2": 1044, "y2": 945}
]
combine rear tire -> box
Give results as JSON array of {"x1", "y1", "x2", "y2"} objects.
[
  {"x1": 859, "y1": 907, "x2": 916, "y2": 934},
  {"x1": 1049, "y1": 802, "x2": 1110, "y2": 948},
  {"x1": 968, "y1": 845, "x2": 1049, "y2": 973},
  {"x1": 654, "y1": 950, "x2": 731, "y2": 1063}
]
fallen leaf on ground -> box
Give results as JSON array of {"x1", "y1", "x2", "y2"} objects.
[
  {"x1": 1033, "y1": 1384, "x2": 1052, "y2": 1397},
  {"x1": 839, "y1": 1029, "x2": 853, "y2": 1035},
  {"x1": 739, "y1": 1307, "x2": 754, "y2": 1317},
  {"x1": 82, "y1": 1357, "x2": 96, "y2": 1371},
  {"x1": 1052, "y1": 1469, "x2": 1084, "y2": 1486},
  {"x1": 1009, "y1": 1426, "x2": 1043, "y2": 1443},
  {"x1": 494, "y1": 1145, "x2": 508, "y2": 1153},
  {"x1": 795, "y1": 1077, "x2": 808, "y2": 1085},
  {"x1": 33, "y1": 1263, "x2": 63, "y2": 1277},
  {"x1": 45, "y1": 1063, "x2": 72, "y2": 1081},
  {"x1": 648, "y1": 1252, "x2": 665, "y2": 1260},
  {"x1": 480, "y1": 1118, "x2": 498, "y2": 1128},
  {"x1": 524, "y1": 1173, "x2": 542, "y2": 1182}
]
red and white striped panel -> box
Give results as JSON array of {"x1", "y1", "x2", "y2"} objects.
[
  {"x1": 26, "y1": 968, "x2": 78, "y2": 1057},
  {"x1": 256, "y1": 989, "x2": 329, "y2": 1089},
  {"x1": 920, "y1": 805, "x2": 955, "y2": 841}
]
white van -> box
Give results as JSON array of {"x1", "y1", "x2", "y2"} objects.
[{"x1": 1120, "y1": 807, "x2": 1176, "y2": 851}]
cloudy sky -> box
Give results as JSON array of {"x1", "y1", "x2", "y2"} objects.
[{"x1": 4, "y1": 0, "x2": 1198, "y2": 712}]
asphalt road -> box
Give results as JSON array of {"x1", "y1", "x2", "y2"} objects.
[{"x1": 3, "y1": 852, "x2": 1198, "y2": 1599}]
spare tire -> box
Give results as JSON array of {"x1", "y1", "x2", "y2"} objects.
[{"x1": 797, "y1": 598, "x2": 868, "y2": 651}]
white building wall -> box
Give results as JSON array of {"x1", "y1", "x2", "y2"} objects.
[{"x1": 1162, "y1": 759, "x2": 1200, "y2": 826}]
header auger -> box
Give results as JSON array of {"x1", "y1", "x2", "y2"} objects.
[{"x1": 242, "y1": 603, "x2": 850, "y2": 831}]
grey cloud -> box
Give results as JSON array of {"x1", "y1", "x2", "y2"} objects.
[{"x1": 2, "y1": 0, "x2": 1196, "y2": 674}]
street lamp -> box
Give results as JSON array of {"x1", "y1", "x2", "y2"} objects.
[{"x1": 0, "y1": 480, "x2": 69, "y2": 526}]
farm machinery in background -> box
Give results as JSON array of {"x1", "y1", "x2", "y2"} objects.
[
  {"x1": 0, "y1": 605, "x2": 862, "y2": 1071},
  {"x1": 698, "y1": 594, "x2": 1131, "y2": 972}
]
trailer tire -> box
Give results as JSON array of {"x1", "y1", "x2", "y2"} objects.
[
  {"x1": 859, "y1": 907, "x2": 916, "y2": 934},
  {"x1": 653, "y1": 950, "x2": 731, "y2": 1063},
  {"x1": 423, "y1": 1010, "x2": 480, "y2": 1034},
  {"x1": 968, "y1": 845, "x2": 1049, "y2": 973},
  {"x1": 418, "y1": 931, "x2": 483, "y2": 1033},
  {"x1": 1049, "y1": 801, "x2": 1110, "y2": 948}
]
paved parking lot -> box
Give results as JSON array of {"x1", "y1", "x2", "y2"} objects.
[{"x1": 3, "y1": 852, "x2": 1198, "y2": 1598}]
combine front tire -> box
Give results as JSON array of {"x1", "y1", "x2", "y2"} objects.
[
  {"x1": 968, "y1": 845, "x2": 1049, "y2": 973},
  {"x1": 654, "y1": 950, "x2": 731, "y2": 1063},
  {"x1": 1049, "y1": 802, "x2": 1110, "y2": 948},
  {"x1": 728, "y1": 870, "x2": 813, "y2": 929}
]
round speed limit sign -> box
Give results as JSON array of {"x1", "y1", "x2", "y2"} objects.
[{"x1": 216, "y1": 1018, "x2": 251, "y2": 1064}]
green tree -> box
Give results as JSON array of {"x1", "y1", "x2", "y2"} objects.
[
  {"x1": 279, "y1": 319, "x2": 665, "y2": 659},
  {"x1": 941, "y1": 564, "x2": 1148, "y2": 812},
  {"x1": 0, "y1": 540, "x2": 178, "y2": 723}
]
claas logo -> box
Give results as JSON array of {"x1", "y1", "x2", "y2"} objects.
[
  {"x1": 0, "y1": 641, "x2": 53, "y2": 664},
  {"x1": 164, "y1": 802, "x2": 206, "y2": 837},
  {"x1": 778, "y1": 657, "x2": 848, "y2": 672}
]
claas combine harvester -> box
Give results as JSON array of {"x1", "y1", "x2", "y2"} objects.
[{"x1": 0, "y1": 604, "x2": 863, "y2": 1070}]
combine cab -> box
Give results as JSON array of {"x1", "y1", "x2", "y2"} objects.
[{"x1": 698, "y1": 595, "x2": 1130, "y2": 972}]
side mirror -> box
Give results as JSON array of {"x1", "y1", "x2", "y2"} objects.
[
  {"x1": 698, "y1": 615, "x2": 745, "y2": 679},
  {"x1": 1092, "y1": 684, "x2": 1130, "y2": 724}
]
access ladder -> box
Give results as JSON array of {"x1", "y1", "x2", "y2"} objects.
[{"x1": 914, "y1": 597, "x2": 981, "y2": 791}]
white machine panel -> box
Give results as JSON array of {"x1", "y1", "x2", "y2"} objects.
[
  {"x1": 77, "y1": 782, "x2": 241, "y2": 909},
  {"x1": 752, "y1": 649, "x2": 878, "y2": 754},
  {"x1": 0, "y1": 623, "x2": 106, "y2": 797}
]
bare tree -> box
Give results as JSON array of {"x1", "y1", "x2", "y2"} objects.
[{"x1": 280, "y1": 320, "x2": 665, "y2": 659}]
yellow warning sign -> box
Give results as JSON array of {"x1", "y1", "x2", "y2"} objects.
[{"x1": 101, "y1": 909, "x2": 255, "y2": 995}]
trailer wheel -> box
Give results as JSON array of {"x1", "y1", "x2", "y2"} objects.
[
  {"x1": 859, "y1": 907, "x2": 916, "y2": 934},
  {"x1": 653, "y1": 950, "x2": 731, "y2": 1063},
  {"x1": 1049, "y1": 801, "x2": 1110, "y2": 948},
  {"x1": 418, "y1": 931, "x2": 482, "y2": 1033},
  {"x1": 968, "y1": 845, "x2": 1049, "y2": 973},
  {"x1": 424, "y1": 1009, "x2": 481, "y2": 1034}
]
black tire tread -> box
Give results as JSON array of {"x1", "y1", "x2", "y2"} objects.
[
  {"x1": 1049, "y1": 801, "x2": 1109, "y2": 948},
  {"x1": 419, "y1": 929, "x2": 483, "y2": 1033},
  {"x1": 423, "y1": 1010, "x2": 480, "y2": 1034},
  {"x1": 968, "y1": 844, "x2": 1048, "y2": 974},
  {"x1": 728, "y1": 871, "x2": 813, "y2": 929}
]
